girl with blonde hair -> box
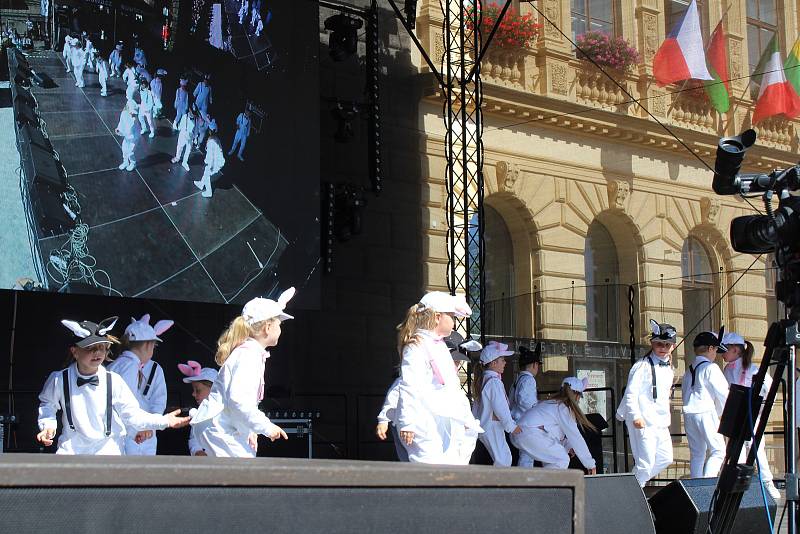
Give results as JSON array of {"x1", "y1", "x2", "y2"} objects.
[
  {"x1": 395, "y1": 292, "x2": 483, "y2": 464},
  {"x1": 511, "y1": 377, "x2": 597, "y2": 472},
  {"x1": 190, "y1": 289, "x2": 295, "y2": 457}
]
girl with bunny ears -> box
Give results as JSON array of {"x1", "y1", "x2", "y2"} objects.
[
  {"x1": 190, "y1": 289, "x2": 295, "y2": 457},
  {"x1": 107, "y1": 315, "x2": 174, "y2": 455},
  {"x1": 178, "y1": 361, "x2": 218, "y2": 456},
  {"x1": 37, "y1": 317, "x2": 189, "y2": 455}
]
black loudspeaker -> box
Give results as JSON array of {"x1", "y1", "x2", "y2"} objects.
[
  {"x1": 649, "y1": 477, "x2": 776, "y2": 534},
  {"x1": 14, "y1": 83, "x2": 36, "y2": 109},
  {"x1": 586, "y1": 474, "x2": 655, "y2": 534},
  {"x1": 0, "y1": 455, "x2": 585, "y2": 534},
  {"x1": 14, "y1": 99, "x2": 37, "y2": 125},
  {"x1": 30, "y1": 181, "x2": 75, "y2": 236},
  {"x1": 20, "y1": 123, "x2": 50, "y2": 151},
  {"x1": 23, "y1": 143, "x2": 64, "y2": 190}
]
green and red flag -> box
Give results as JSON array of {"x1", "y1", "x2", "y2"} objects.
[
  {"x1": 784, "y1": 35, "x2": 800, "y2": 97},
  {"x1": 752, "y1": 36, "x2": 800, "y2": 124},
  {"x1": 703, "y1": 22, "x2": 730, "y2": 113}
]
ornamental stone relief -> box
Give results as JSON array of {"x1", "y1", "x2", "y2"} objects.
[
  {"x1": 550, "y1": 62, "x2": 569, "y2": 95},
  {"x1": 496, "y1": 161, "x2": 521, "y2": 192},
  {"x1": 607, "y1": 180, "x2": 631, "y2": 210},
  {"x1": 701, "y1": 196, "x2": 722, "y2": 225}
]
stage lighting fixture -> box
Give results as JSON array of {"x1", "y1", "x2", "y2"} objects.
[
  {"x1": 366, "y1": 4, "x2": 382, "y2": 195},
  {"x1": 332, "y1": 101, "x2": 358, "y2": 142},
  {"x1": 324, "y1": 13, "x2": 362, "y2": 61},
  {"x1": 404, "y1": 0, "x2": 418, "y2": 30},
  {"x1": 322, "y1": 182, "x2": 336, "y2": 274}
]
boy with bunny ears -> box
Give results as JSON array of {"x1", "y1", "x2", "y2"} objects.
[
  {"x1": 178, "y1": 361, "x2": 218, "y2": 456},
  {"x1": 107, "y1": 314, "x2": 174, "y2": 455},
  {"x1": 37, "y1": 317, "x2": 188, "y2": 455}
]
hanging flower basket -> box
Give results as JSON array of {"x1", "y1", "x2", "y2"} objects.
[
  {"x1": 465, "y1": 3, "x2": 541, "y2": 50},
  {"x1": 575, "y1": 31, "x2": 640, "y2": 72}
]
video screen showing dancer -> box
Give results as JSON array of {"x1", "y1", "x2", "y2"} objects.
[{"x1": 5, "y1": 0, "x2": 320, "y2": 308}]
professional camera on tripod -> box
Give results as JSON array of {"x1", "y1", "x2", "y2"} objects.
[{"x1": 708, "y1": 129, "x2": 800, "y2": 533}]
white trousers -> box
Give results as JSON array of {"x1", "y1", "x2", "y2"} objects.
[
  {"x1": 123, "y1": 434, "x2": 157, "y2": 456},
  {"x1": 684, "y1": 411, "x2": 725, "y2": 478},
  {"x1": 478, "y1": 421, "x2": 512, "y2": 467},
  {"x1": 99, "y1": 75, "x2": 107, "y2": 95},
  {"x1": 138, "y1": 111, "x2": 154, "y2": 133},
  {"x1": 121, "y1": 138, "x2": 136, "y2": 166},
  {"x1": 175, "y1": 134, "x2": 192, "y2": 165},
  {"x1": 402, "y1": 415, "x2": 477, "y2": 465},
  {"x1": 74, "y1": 64, "x2": 84, "y2": 87},
  {"x1": 511, "y1": 426, "x2": 570, "y2": 469},
  {"x1": 739, "y1": 437, "x2": 774, "y2": 482},
  {"x1": 230, "y1": 130, "x2": 248, "y2": 158},
  {"x1": 626, "y1": 420, "x2": 673, "y2": 486},
  {"x1": 518, "y1": 450, "x2": 534, "y2": 467}
]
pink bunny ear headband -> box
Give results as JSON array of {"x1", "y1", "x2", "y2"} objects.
[{"x1": 177, "y1": 360, "x2": 201, "y2": 377}]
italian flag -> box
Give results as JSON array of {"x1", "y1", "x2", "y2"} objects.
[
  {"x1": 752, "y1": 36, "x2": 800, "y2": 125},
  {"x1": 703, "y1": 22, "x2": 730, "y2": 113},
  {"x1": 785, "y1": 36, "x2": 800, "y2": 97}
]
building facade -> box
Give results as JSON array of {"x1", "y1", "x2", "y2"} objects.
[{"x1": 414, "y1": 0, "x2": 795, "y2": 476}]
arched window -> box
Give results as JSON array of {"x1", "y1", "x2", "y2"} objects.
[
  {"x1": 571, "y1": 0, "x2": 616, "y2": 39},
  {"x1": 483, "y1": 205, "x2": 515, "y2": 336},
  {"x1": 585, "y1": 220, "x2": 620, "y2": 341},
  {"x1": 682, "y1": 237, "x2": 716, "y2": 345}
]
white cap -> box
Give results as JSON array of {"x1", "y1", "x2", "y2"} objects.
[
  {"x1": 418, "y1": 292, "x2": 472, "y2": 318},
  {"x1": 562, "y1": 376, "x2": 589, "y2": 393},
  {"x1": 125, "y1": 314, "x2": 173, "y2": 342},
  {"x1": 242, "y1": 287, "x2": 296, "y2": 325},
  {"x1": 479, "y1": 341, "x2": 515, "y2": 364},
  {"x1": 722, "y1": 332, "x2": 746, "y2": 346},
  {"x1": 183, "y1": 367, "x2": 217, "y2": 383}
]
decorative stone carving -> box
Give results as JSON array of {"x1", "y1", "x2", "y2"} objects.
[
  {"x1": 656, "y1": 195, "x2": 667, "y2": 218},
  {"x1": 555, "y1": 177, "x2": 567, "y2": 203},
  {"x1": 729, "y1": 39, "x2": 743, "y2": 89},
  {"x1": 496, "y1": 161, "x2": 520, "y2": 192},
  {"x1": 550, "y1": 62, "x2": 569, "y2": 95},
  {"x1": 607, "y1": 180, "x2": 631, "y2": 210},
  {"x1": 543, "y1": 0, "x2": 561, "y2": 39},
  {"x1": 701, "y1": 196, "x2": 721, "y2": 225},
  {"x1": 643, "y1": 13, "x2": 658, "y2": 63},
  {"x1": 651, "y1": 91, "x2": 666, "y2": 116}
]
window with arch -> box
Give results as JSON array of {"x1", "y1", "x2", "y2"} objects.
[
  {"x1": 585, "y1": 220, "x2": 620, "y2": 341},
  {"x1": 664, "y1": 0, "x2": 708, "y2": 38},
  {"x1": 682, "y1": 237, "x2": 716, "y2": 345},
  {"x1": 747, "y1": 0, "x2": 778, "y2": 74},
  {"x1": 571, "y1": 0, "x2": 616, "y2": 39},
  {"x1": 482, "y1": 205, "x2": 515, "y2": 337}
]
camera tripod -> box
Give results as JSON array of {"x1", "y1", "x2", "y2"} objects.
[{"x1": 709, "y1": 316, "x2": 799, "y2": 533}]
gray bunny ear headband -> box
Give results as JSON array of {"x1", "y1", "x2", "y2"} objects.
[{"x1": 61, "y1": 316, "x2": 118, "y2": 348}]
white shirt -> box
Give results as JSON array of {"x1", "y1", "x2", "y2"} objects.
[
  {"x1": 188, "y1": 425, "x2": 203, "y2": 455},
  {"x1": 681, "y1": 356, "x2": 729, "y2": 415},
  {"x1": 191, "y1": 338, "x2": 281, "y2": 438},
  {"x1": 396, "y1": 329, "x2": 481, "y2": 435},
  {"x1": 38, "y1": 363, "x2": 169, "y2": 455},
  {"x1": 107, "y1": 351, "x2": 167, "y2": 417},
  {"x1": 723, "y1": 358, "x2": 771, "y2": 398},
  {"x1": 473, "y1": 370, "x2": 516, "y2": 433},
  {"x1": 116, "y1": 110, "x2": 138, "y2": 141},
  {"x1": 617, "y1": 353, "x2": 674, "y2": 427},
  {"x1": 509, "y1": 371, "x2": 538, "y2": 421},
  {"x1": 178, "y1": 113, "x2": 195, "y2": 139},
  {"x1": 236, "y1": 113, "x2": 251, "y2": 135},
  {"x1": 518, "y1": 400, "x2": 596, "y2": 469},
  {"x1": 204, "y1": 138, "x2": 225, "y2": 174},
  {"x1": 377, "y1": 377, "x2": 400, "y2": 424}
]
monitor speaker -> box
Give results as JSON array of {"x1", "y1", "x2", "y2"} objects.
[
  {"x1": 21, "y1": 143, "x2": 64, "y2": 190},
  {"x1": 29, "y1": 181, "x2": 75, "y2": 236},
  {"x1": 19, "y1": 123, "x2": 50, "y2": 151},
  {"x1": 649, "y1": 477, "x2": 776, "y2": 534},
  {"x1": 585, "y1": 474, "x2": 655, "y2": 534},
  {"x1": 14, "y1": 99, "x2": 37, "y2": 125}
]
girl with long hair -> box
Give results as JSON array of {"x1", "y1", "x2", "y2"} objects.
[
  {"x1": 395, "y1": 292, "x2": 482, "y2": 464},
  {"x1": 511, "y1": 377, "x2": 597, "y2": 472},
  {"x1": 721, "y1": 332, "x2": 779, "y2": 499},
  {"x1": 190, "y1": 289, "x2": 295, "y2": 457}
]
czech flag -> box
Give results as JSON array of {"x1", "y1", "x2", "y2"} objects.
[
  {"x1": 653, "y1": 0, "x2": 712, "y2": 87},
  {"x1": 752, "y1": 36, "x2": 800, "y2": 125}
]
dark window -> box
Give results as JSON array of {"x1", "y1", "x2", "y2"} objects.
[
  {"x1": 682, "y1": 237, "x2": 716, "y2": 353},
  {"x1": 585, "y1": 220, "x2": 620, "y2": 341},
  {"x1": 746, "y1": 0, "x2": 778, "y2": 74},
  {"x1": 572, "y1": 0, "x2": 615, "y2": 39},
  {"x1": 664, "y1": 0, "x2": 708, "y2": 39}
]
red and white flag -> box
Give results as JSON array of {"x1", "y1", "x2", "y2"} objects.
[
  {"x1": 752, "y1": 36, "x2": 800, "y2": 124},
  {"x1": 653, "y1": 0, "x2": 712, "y2": 86}
]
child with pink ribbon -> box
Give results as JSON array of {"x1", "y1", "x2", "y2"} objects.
[{"x1": 177, "y1": 360, "x2": 218, "y2": 456}]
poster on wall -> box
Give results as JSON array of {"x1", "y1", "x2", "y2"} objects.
[{"x1": 576, "y1": 369, "x2": 607, "y2": 420}]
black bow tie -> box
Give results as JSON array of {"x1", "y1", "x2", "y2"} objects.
[
  {"x1": 77, "y1": 375, "x2": 99, "y2": 387},
  {"x1": 656, "y1": 360, "x2": 670, "y2": 367}
]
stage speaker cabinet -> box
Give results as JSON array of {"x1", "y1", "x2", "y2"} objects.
[
  {"x1": 649, "y1": 477, "x2": 776, "y2": 534},
  {"x1": 14, "y1": 99, "x2": 37, "y2": 125},
  {"x1": 30, "y1": 181, "x2": 75, "y2": 236},
  {"x1": 585, "y1": 474, "x2": 655, "y2": 534},
  {"x1": 0, "y1": 455, "x2": 586, "y2": 534},
  {"x1": 20, "y1": 123, "x2": 50, "y2": 151},
  {"x1": 14, "y1": 83, "x2": 36, "y2": 109},
  {"x1": 22, "y1": 142, "x2": 64, "y2": 190}
]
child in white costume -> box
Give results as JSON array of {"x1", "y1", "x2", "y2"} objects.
[
  {"x1": 472, "y1": 341, "x2": 520, "y2": 466},
  {"x1": 395, "y1": 292, "x2": 483, "y2": 465},
  {"x1": 511, "y1": 377, "x2": 597, "y2": 471},
  {"x1": 177, "y1": 361, "x2": 218, "y2": 456},
  {"x1": 190, "y1": 290, "x2": 294, "y2": 457},
  {"x1": 617, "y1": 320, "x2": 676, "y2": 486},
  {"x1": 509, "y1": 344, "x2": 541, "y2": 467},
  {"x1": 721, "y1": 332, "x2": 780, "y2": 499},
  {"x1": 37, "y1": 317, "x2": 188, "y2": 454},
  {"x1": 682, "y1": 330, "x2": 729, "y2": 479},
  {"x1": 107, "y1": 315, "x2": 173, "y2": 455}
]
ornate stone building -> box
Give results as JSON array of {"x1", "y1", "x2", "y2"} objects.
[{"x1": 413, "y1": 0, "x2": 796, "y2": 476}]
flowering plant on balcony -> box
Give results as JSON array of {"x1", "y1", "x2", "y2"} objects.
[
  {"x1": 465, "y1": 3, "x2": 541, "y2": 49},
  {"x1": 575, "y1": 31, "x2": 640, "y2": 71}
]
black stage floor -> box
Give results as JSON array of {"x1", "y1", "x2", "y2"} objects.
[{"x1": 24, "y1": 51, "x2": 287, "y2": 304}]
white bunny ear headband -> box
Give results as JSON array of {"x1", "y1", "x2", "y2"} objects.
[
  {"x1": 124, "y1": 314, "x2": 174, "y2": 342},
  {"x1": 61, "y1": 316, "x2": 119, "y2": 348}
]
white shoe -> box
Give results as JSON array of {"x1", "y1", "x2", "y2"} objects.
[
  {"x1": 118, "y1": 163, "x2": 127, "y2": 170},
  {"x1": 182, "y1": 162, "x2": 190, "y2": 172},
  {"x1": 193, "y1": 180, "x2": 203, "y2": 190},
  {"x1": 140, "y1": 128, "x2": 148, "y2": 135},
  {"x1": 149, "y1": 131, "x2": 155, "y2": 138},
  {"x1": 764, "y1": 480, "x2": 781, "y2": 500},
  {"x1": 126, "y1": 163, "x2": 135, "y2": 171},
  {"x1": 201, "y1": 189, "x2": 213, "y2": 198}
]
